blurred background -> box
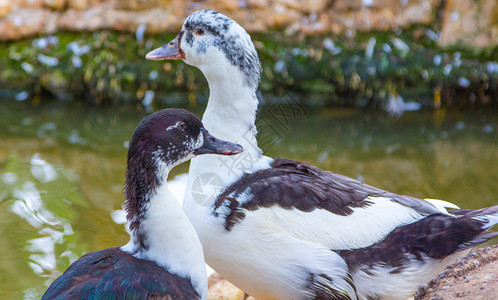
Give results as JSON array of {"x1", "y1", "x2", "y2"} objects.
[{"x1": 0, "y1": 0, "x2": 497, "y2": 299}]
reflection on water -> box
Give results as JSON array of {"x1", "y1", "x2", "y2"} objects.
[
  {"x1": 0, "y1": 100, "x2": 497, "y2": 299},
  {"x1": 1, "y1": 154, "x2": 80, "y2": 299}
]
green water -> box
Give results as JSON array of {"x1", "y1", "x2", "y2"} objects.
[{"x1": 0, "y1": 99, "x2": 497, "y2": 299}]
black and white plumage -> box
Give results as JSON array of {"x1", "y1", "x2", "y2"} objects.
[
  {"x1": 42, "y1": 109, "x2": 243, "y2": 300},
  {"x1": 212, "y1": 160, "x2": 498, "y2": 299},
  {"x1": 146, "y1": 10, "x2": 498, "y2": 300},
  {"x1": 213, "y1": 158, "x2": 447, "y2": 231}
]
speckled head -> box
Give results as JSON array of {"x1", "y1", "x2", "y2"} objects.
[
  {"x1": 124, "y1": 108, "x2": 243, "y2": 235},
  {"x1": 146, "y1": 9, "x2": 261, "y2": 90},
  {"x1": 127, "y1": 108, "x2": 243, "y2": 170}
]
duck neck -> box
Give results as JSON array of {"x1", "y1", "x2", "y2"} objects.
[
  {"x1": 121, "y1": 153, "x2": 207, "y2": 298},
  {"x1": 185, "y1": 66, "x2": 268, "y2": 213},
  {"x1": 202, "y1": 69, "x2": 262, "y2": 161}
]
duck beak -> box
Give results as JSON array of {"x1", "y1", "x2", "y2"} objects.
[
  {"x1": 194, "y1": 129, "x2": 243, "y2": 156},
  {"x1": 146, "y1": 31, "x2": 185, "y2": 60}
]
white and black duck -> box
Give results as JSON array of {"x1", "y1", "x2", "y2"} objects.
[
  {"x1": 147, "y1": 10, "x2": 498, "y2": 300},
  {"x1": 42, "y1": 108, "x2": 243, "y2": 300}
]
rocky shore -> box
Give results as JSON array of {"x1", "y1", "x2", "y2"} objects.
[
  {"x1": 0, "y1": 0, "x2": 496, "y2": 47},
  {"x1": 416, "y1": 245, "x2": 498, "y2": 300}
]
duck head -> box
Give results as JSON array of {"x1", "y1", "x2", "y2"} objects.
[
  {"x1": 128, "y1": 108, "x2": 243, "y2": 170},
  {"x1": 146, "y1": 9, "x2": 261, "y2": 90},
  {"x1": 124, "y1": 108, "x2": 243, "y2": 233}
]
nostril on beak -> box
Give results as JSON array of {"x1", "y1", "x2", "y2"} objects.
[{"x1": 209, "y1": 137, "x2": 216, "y2": 142}]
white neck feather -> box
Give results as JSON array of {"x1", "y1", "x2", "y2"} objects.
[
  {"x1": 183, "y1": 59, "x2": 273, "y2": 216},
  {"x1": 122, "y1": 165, "x2": 207, "y2": 299},
  {"x1": 203, "y1": 68, "x2": 260, "y2": 155}
]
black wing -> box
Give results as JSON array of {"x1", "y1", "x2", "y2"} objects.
[
  {"x1": 42, "y1": 247, "x2": 201, "y2": 300},
  {"x1": 340, "y1": 206, "x2": 498, "y2": 271},
  {"x1": 214, "y1": 158, "x2": 444, "y2": 231}
]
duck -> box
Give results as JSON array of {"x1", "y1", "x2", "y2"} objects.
[
  {"x1": 146, "y1": 10, "x2": 498, "y2": 300},
  {"x1": 42, "y1": 108, "x2": 243, "y2": 300}
]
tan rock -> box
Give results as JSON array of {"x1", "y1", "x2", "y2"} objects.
[
  {"x1": 299, "y1": 0, "x2": 330, "y2": 14},
  {"x1": 328, "y1": 0, "x2": 437, "y2": 32},
  {"x1": 67, "y1": 0, "x2": 90, "y2": 10},
  {"x1": 0, "y1": 0, "x2": 13, "y2": 18},
  {"x1": 273, "y1": 0, "x2": 300, "y2": 11},
  {"x1": 207, "y1": 279, "x2": 255, "y2": 300},
  {"x1": 246, "y1": 0, "x2": 268, "y2": 9},
  {"x1": 13, "y1": 0, "x2": 45, "y2": 9},
  {"x1": 332, "y1": 0, "x2": 365, "y2": 11},
  {"x1": 115, "y1": 0, "x2": 167, "y2": 11},
  {"x1": 439, "y1": 0, "x2": 498, "y2": 48},
  {"x1": 207, "y1": 273, "x2": 257, "y2": 300},
  {"x1": 268, "y1": 3, "x2": 302, "y2": 28},
  {"x1": 334, "y1": 0, "x2": 432, "y2": 11},
  {"x1": 208, "y1": 272, "x2": 225, "y2": 288},
  {"x1": 416, "y1": 245, "x2": 498, "y2": 300},
  {"x1": 43, "y1": 0, "x2": 66, "y2": 11},
  {"x1": 58, "y1": 5, "x2": 182, "y2": 34},
  {"x1": 0, "y1": 8, "x2": 58, "y2": 40},
  {"x1": 209, "y1": 0, "x2": 240, "y2": 12},
  {"x1": 0, "y1": 0, "x2": 492, "y2": 50},
  {"x1": 230, "y1": 9, "x2": 267, "y2": 32}
]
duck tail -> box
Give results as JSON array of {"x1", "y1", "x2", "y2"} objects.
[
  {"x1": 453, "y1": 205, "x2": 498, "y2": 251},
  {"x1": 453, "y1": 205, "x2": 498, "y2": 228},
  {"x1": 457, "y1": 231, "x2": 498, "y2": 252}
]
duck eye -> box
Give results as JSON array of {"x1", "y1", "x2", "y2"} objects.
[
  {"x1": 195, "y1": 28, "x2": 205, "y2": 36},
  {"x1": 177, "y1": 122, "x2": 186, "y2": 130}
]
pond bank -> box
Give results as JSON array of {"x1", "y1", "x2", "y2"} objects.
[
  {"x1": 416, "y1": 245, "x2": 498, "y2": 300},
  {"x1": 1, "y1": 29, "x2": 496, "y2": 109}
]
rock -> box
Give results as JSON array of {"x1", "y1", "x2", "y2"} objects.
[
  {"x1": 207, "y1": 273, "x2": 256, "y2": 300},
  {"x1": 245, "y1": 0, "x2": 268, "y2": 9},
  {"x1": 273, "y1": 0, "x2": 300, "y2": 11},
  {"x1": 0, "y1": 0, "x2": 444, "y2": 40},
  {"x1": 416, "y1": 245, "x2": 498, "y2": 300},
  {"x1": 209, "y1": 0, "x2": 240, "y2": 12},
  {"x1": 208, "y1": 272, "x2": 225, "y2": 287},
  {"x1": 299, "y1": 0, "x2": 330, "y2": 14},
  {"x1": 439, "y1": 0, "x2": 498, "y2": 48},
  {"x1": 0, "y1": 0, "x2": 492, "y2": 50},
  {"x1": 67, "y1": 0, "x2": 91, "y2": 11},
  {"x1": 328, "y1": 0, "x2": 438, "y2": 32},
  {"x1": 8, "y1": 0, "x2": 45, "y2": 9},
  {"x1": 267, "y1": 3, "x2": 302, "y2": 28},
  {"x1": 0, "y1": 0, "x2": 13, "y2": 18},
  {"x1": 115, "y1": 0, "x2": 173, "y2": 11},
  {"x1": 43, "y1": 0, "x2": 66, "y2": 11},
  {"x1": 0, "y1": 8, "x2": 58, "y2": 40},
  {"x1": 58, "y1": 5, "x2": 183, "y2": 33}
]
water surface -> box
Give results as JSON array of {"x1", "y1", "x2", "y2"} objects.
[{"x1": 0, "y1": 100, "x2": 496, "y2": 299}]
